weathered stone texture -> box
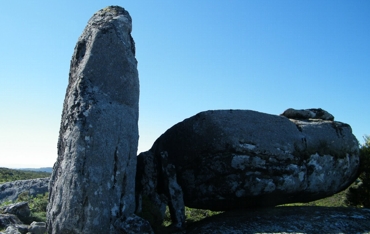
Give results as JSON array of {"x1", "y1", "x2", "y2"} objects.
[
  {"x1": 0, "y1": 214, "x2": 23, "y2": 231},
  {"x1": 47, "y1": 6, "x2": 140, "y2": 234},
  {"x1": 1, "y1": 202, "x2": 30, "y2": 220},
  {"x1": 29, "y1": 221, "x2": 47, "y2": 234},
  {"x1": 137, "y1": 109, "x2": 360, "y2": 221},
  {"x1": 0, "y1": 178, "x2": 49, "y2": 203},
  {"x1": 281, "y1": 108, "x2": 335, "y2": 120}
]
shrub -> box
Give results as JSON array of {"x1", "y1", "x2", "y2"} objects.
[
  {"x1": 0, "y1": 168, "x2": 51, "y2": 184},
  {"x1": 346, "y1": 135, "x2": 370, "y2": 207},
  {"x1": 1, "y1": 191, "x2": 49, "y2": 224}
]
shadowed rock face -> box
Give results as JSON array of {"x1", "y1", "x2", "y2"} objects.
[
  {"x1": 137, "y1": 109, "x2": 359, "y2": 226},
  {"x1": 47, "y1": 6, "x2": 139, "y2": 234}
]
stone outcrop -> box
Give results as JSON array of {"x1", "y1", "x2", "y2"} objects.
[
  {"x1": 281, "y1": 108, "x2": 334, "y2": 120},
  {"x1": 136, "y1": 109, "x2": 359, "y2": 226},
  {"x1": 0, "y1": 178, "x2": 49, "y2": 203},
  {"x1": 47, "y1": 6, "x2": 149, "y2": 234}
]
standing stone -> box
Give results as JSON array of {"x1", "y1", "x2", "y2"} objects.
[{"x1": 47, "y1": 6, "x2": 139, "y2": 233}]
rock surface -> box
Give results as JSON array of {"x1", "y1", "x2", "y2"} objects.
[
  {"x1": 47, "y1": 6, "x2": 143, "y2": 234},
  {"x1": 137, "y1": 109, "x2": 359, "y2": 225},
  {"x1": 112, "y1": 214, "x2": 154, "y2": 234},
  {"x1": 0, "y1": 225, "x2": 21, "y2": 234},
  {"x1": 28, "y1": 221, "x2": 46, "y2": 234},
  {"x1": 0, "y1": 178, "x2": 49, "y2": 203},
  {"x1": 186, "y1": 207, "x2": 370, "y2": 234},
  {"x1": 1, "y1": 202, "x2": 30, "y2": 220},
  {"x1": 0, "y1": 214, "x2": 22, "y2": 230},
  {"x1": 281, "y1": 108, "x2": 335, "y2": 120}
]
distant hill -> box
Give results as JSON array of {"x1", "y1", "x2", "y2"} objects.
[
  {"x1": 18, "y1": 167, "x2": 53, "y2": 173},
  {"x1": 0, "y1": 167, "x2": 51, "y2": 184}
]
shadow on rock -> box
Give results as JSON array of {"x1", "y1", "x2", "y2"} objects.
[{"x1": 184, "y1": 206, "x2": 370, "y2": 234}]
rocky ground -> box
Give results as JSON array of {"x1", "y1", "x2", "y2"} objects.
[{"x1": 182, "y1": 206, "x2": 370, "y2": 234}]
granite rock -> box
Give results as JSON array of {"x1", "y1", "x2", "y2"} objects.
[
  {"x1": 0, "y1": 178, "x2": 49, "y2": 203},
  {"x1": 47, "y1": 6, "x2": 140, "y2": 234},
  {"x1": 1, "y1": 202, "x2": 30, "y2": 220},
  {"x1": 0, "y1": 214, "x2": 22, "y2": 231},
  {"x1": 137, "y1": 109, "x2": 359, "y2": 226}
]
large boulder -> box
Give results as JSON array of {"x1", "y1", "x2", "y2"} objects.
[
  {"x1": 137, "y1": 109, "x2": 359, "y2": 226},
  {"x1": 47, "y1": 6, "x2": 148, "y2": 234},
  {"x1": 0, "y1": 178, "x2": 49, "y2": 203}
]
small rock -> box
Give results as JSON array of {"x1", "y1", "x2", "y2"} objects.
[
  {"x1": 13, "y1": 224, "x2": 28, "y2": 234},
  {"x1": 0, "y1": 214, "x2": 22, "y2": 230},
  {"x1": 281, "y1": 108, "x2": 334, "y2": 120},
  {"x1": 3, "y1": 226, "x2": 21, "y2": 234},
  {"x1": 2, "y1": 202, "x2": 30, "y2": 219},
  {"x1": 113, "y1": 214, "x2": 154, "y2": 234},
  {"x1": 28, "y1": 222, "x2": 46, "y2": 234}
]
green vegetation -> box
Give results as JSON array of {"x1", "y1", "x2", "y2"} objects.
[
  {"x1": 0, "y1": 167, "x2": 51, "y2": 184},
  {"x1": 136, "y1": 196, "x2": 165, "y2": 231},
  {"x1": 2, "y1": 137, "x2": 370, "y2": 232},
  {"x1": 2, "y1": 191, "x2": 49, "y2": 224},
  {"x1": 136, "y1": 196, "x2": 222, "y2": 232},
  {"x1": 149, "y1": 206, "x2": 223, "y2": 233},
  {"x1": 0, "y1": 167, "x2": 50, "y2": 226},
  {"x1": 163, "y1": 206, "x2": 222, "y2": 226},
  {"x1": 346, "y1": 135, "x2": 370, "y2": 207},
  {"x1": 280, "y1": 188, "x2": 350, "y2": 207},
  {"x1": 150, "y1": 189, "x2": 350, "y2": 233}
]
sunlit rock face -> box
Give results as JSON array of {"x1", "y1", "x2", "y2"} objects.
[
  {"x1": 137, "y1": 109, "x2": 359, "y2": 215},
  {"x1": 0, "y1": 178, "x2": 49, "y2": 203},
  {"x1": 47, "y1": 6, "x2": 140, "y2": 234}
]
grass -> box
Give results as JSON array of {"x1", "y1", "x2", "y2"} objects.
[
  {"x1": 0, "y1": 167, "x2": 362, "y2": 233},
  {"x1": 161, "y1": 206, "x2": 223, "y2": 227},
  {"x1": 153, "y1": 185, "x2": 355, "y2": 233},
  {"x1": 0, "y1": 191, "x2": 49, "y2": 224},
  {"x1": 0, "y1": 167, "x2": 50, "y2": 227},
  {"x1": 279, "y1": 188, "x2": 350, "y2": 207},
  {"x1": 0, "y1": 167, "x2": 51, "y2": 184}
]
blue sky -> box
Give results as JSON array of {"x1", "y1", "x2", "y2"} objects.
[{"x1": 0, "y1": 1, "x2": 369, "y2": 168}]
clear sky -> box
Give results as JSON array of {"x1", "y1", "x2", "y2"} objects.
[{"x1": 0, "y1": 1, "x2": 369, "y2": 168}]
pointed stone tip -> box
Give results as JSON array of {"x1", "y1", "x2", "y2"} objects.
[
  {"x1": 99, "y1": 5, "x2": 130, "y2": 17},
  {"x1": 87, "y1": 5, "x2": 133, "y2": 33}
]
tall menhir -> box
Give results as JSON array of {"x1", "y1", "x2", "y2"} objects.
[{"x1": 47, "y1": 6, "x2": 139, "y2": 233}]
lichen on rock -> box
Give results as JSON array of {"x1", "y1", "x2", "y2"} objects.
[
  {"x1": 47, "y1": 6, "x2": 147, "y2": 234},
  {"x1": 136, "y1": 109, "x2": 360, "y2": 229}
]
